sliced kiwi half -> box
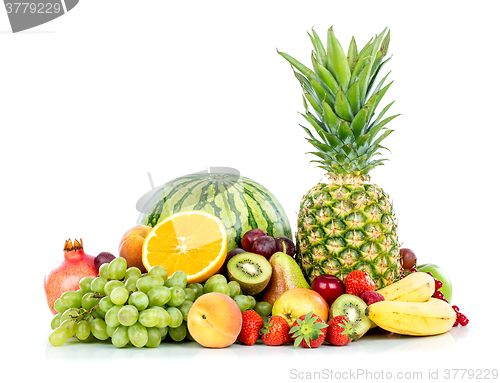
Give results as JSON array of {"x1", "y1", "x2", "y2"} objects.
[
  {"x1": 227, "y1": 252, "x2": 272, "y2": 295},
  {"x1": 330, "y1": 294, "x2": 372, "y2": 340}
]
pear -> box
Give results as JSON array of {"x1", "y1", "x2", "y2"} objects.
[{"x1": 261, "y1": 249, "x2": 310, "y2": 306}]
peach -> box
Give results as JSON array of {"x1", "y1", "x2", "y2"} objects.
[
  {"x1": 272, "y1": 288, "x2": 329, "y2": 327},
  {"x1": 118, "y1": 224, "x2": 152, "y2": 273},
  {"x1": 187, "y1": 293, "x2": 242, "y2": 348}
]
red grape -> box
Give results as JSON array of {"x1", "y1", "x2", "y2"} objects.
[
  {"x1": 94, "y1": 252, "x2": 116, "y2": 271},
  {"x1": 241, "y1": 228, "x2": 267, "y2": 252},
  {"x1": 251, "y1": 236, "x2": 276, "y2": 260},
  {"x1": 275, "y1": 237, "x2": 296, "y2": 257}
]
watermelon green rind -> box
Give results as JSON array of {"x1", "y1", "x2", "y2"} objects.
[{"x1": 136, "y1": 173, "x2": 292, "y2": 251}]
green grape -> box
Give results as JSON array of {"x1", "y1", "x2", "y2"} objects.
[
  {"x1": 169, "y1": 321, "x2": 187, "y2": 342},
  {"x1": 136, "y1": 275, "x2": 164, "y2": 293},
  {"x1": 99, "y1": 263, "x2": 110, "y2": 279},
  {"x1": 145, "y1": 327, "x2": 162, "y2": 348},
  {"x1": 165, "y1": 270, "x2": 187, "y2": 288},
  {"x1": 183, "y1": 287, "x2": 196, "y2": 302},
  {"x1": 54, "y1": 298, "x2": 69, "y2": 314},
  {"x1": 151, "y1": 306, "x2": 171, "y2": 328},
  {"x1": 60, "y1": 291, "x2": 83, "y2": 309},
  {"x1": 79, "y1": 277, "x2": 93, "y2": 293},
  {"x1": 112, "y1": 325, "x2": 129, "y2": 348},
  {"x1": 104, "y1": 280, "x2": 125, "y2": 296},
  {"x1": 93, "y1": 306, "x2": 106, "y2": 319},
  {"x1": 125, "y1": 267, "x2": 142, "y2": 280},
  {"x1": 128, "y1": 322, "x2": 148, "y2": 348},
  {"x1": 203, "y1": 274, "x2": 227, "y2": 293},
  {"x1": 227, "y1": 281, "x2": 241, "y2": 298},
  {"x1": 254, "y1": 301, "x2": 272, "y2": 317},
  {"x1": 76, "y1": 320, "x2": 91, "y2": 341},
  {"x1": 108, "y1": 257, "x2": 127, "y2": 280},
  {"x1": 125, "y1": 276, "x2": 139, "y2": 292},
  {"x1": 99, "y1": 296, "x2": 114, "y2": 313},
  {"x1": 110, "y1": 287, "x2": 129, "y2": 305},
  {"x1": 49, "y1": 326, "x2": 72, "y2": 347},
  {"x1": 248, "y1": 295, "x2": 256, "y2": 310},
  {"x1": 90, "y1": 277, "x2": 107, "y2": 295},
  {"x1": 212, "y1": 282, "x2": 230, "y2": 295},
  {"x1": 158, "y1": 326, "x2": 169, "y2": 339},
  {"x1": 60, "y1": 308, "x2": 80, "y2": 323},
  {"x1": 105, "y1": 305, "x2": 123, "y2": 327},
  {"x1": 178, "y1": 300, "x2": 193, "y2": 321},
  {"x1": 148, "y1": 265, "x2": 169, "y2": 281},
  {"x1": 147, "y1": 286, "x2": 171, "y2": 306},
  {"x1": 82, "y1": 292, "x2": 99, "y2": 310},
  {"x1": 138, "y1": 308, "x2": 160, "y2": 327},
  {"x1": 233, "y1": 295, "x2": 252, "y2": 312},
  {"x1": 166, "y1": 307, "x2": 183, "y2": 328},
  {"x1": 187, "y1": 283, "x2": 204, "y2": 299},
  {"x1": 166, "y1": 288, "x2": 186, "y2": 307},
  {"x1": 60, "y1": 318, "x2": 77, "y2": 337},
  {"x1": 51, "y1": 313, "x2": 62, "y2": 330},
  {"x1": 106, "y1": 324, "x2": 117, "y2": 337},
  {"x1": 128, "y1": 291, "x2": 149, "y2": 311},
  {"x1": 90, "y1": 318, "x2": 109, "y2": 340},
  {"x1": 118, "y1": 305, "x2": 139, "y2": 326}
]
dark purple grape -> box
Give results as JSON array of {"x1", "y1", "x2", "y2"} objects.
[
  {"x1": 251, "y1": 236, "x2": 276, "y2": 260},
  {"x1": 217, "y1": 248, "x2": 246, "y2": 277},
  {"x1": 241, "y1": 228, "x2": 267, "y2": 252},
  {"x1": 94, "y1": 252, "x2": 116, "y2": 271},
  {"x1": 275, "y1": 237, "x2": 296, "y2": 257}
]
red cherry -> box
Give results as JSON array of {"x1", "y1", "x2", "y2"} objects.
[
  {"x1": 434, "y1": 279, "x2": 443, "y2": 290},
  {"x1": 458, "y1": 314, "x2": 469, "y2": 326},
  {"x1": 433, "y1": 291, "x2": 444, "y2": 300}
]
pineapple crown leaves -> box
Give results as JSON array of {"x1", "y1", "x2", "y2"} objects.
[
  {"x1": 278, "y1": 27, "x2": 399, "y2": 176},
  {"x1": 289, "y1": 311, "x2": 329, "y2": 348}
]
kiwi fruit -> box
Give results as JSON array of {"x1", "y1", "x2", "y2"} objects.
[
  {"x1": 227, "y1": 253, "x2": 272, "y2": 295},
  {"x1": 330, "y1": 294, "x2": 371, "y2": 340}
]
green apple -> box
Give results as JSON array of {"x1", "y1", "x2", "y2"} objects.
[{"x1": 417, "y1": 263, "x2": 453, "y2": 303}]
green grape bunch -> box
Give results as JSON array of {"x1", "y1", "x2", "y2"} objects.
[{"x1": 48, "y1": 258, "x2": 273, "y2": 348}]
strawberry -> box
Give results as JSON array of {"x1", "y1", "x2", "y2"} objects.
[
  {"x1": 289, "y1": 311, "x2": 328, "y2": 348},
  {"x1": 260, "y1": 315, "x2": 292, "y2": 346},
  {"x1": 326, "y1": 315, "x2": 356, "y2": 346},
  {"x1": 345, "y1": 270, "x2": 375, "y2": 297},
  {"x1": 237, "y1": 310, "x2": 264, "y2": 346}
]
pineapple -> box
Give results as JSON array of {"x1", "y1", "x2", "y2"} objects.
[{"x1": 279, "y1": 27, "x2": 401, "y2": 289}]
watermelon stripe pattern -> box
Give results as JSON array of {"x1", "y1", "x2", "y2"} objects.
[{"x1": 137, "y1": 173, "x2": 292, "y2": 251}]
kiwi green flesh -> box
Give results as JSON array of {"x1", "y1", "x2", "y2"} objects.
[
  {"x1": 227, "y1": 252, "x2": 272, "y2": 295},
  {"x1": 331, "y1": 294, "x2": 371, "y2": 339}
]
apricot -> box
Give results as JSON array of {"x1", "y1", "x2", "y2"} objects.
[
  {"x1": 118, "y1": 225, "x2": 153, "y2": 273},
  {"x1": 187, "y1": 293, "x2": 242, "y2": 348}
]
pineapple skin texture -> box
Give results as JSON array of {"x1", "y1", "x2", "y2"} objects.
[{"x1": 296, "y1": 179, "x2": 401, "y2": 289}]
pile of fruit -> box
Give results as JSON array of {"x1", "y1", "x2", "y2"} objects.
[{"x1": 44, "y1": 26, "x2": 468, "y2": 349}]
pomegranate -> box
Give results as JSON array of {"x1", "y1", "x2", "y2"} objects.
[{"x1": 44, "y1": 239, "x2": 98, "y2": 314}]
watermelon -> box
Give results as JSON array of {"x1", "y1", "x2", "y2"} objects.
[{"x1": 136, "y1": 172, "x2": 292, "y2": 251}]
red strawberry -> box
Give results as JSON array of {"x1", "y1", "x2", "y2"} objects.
[
  {"x1": 289, "y1": 311, "x2": 328, "y2": 348},
  {"x1": 345, "y1": 270, "x2": 375, "y2": 297},
  {"x1": 260, "y1": 316, "x2": 292, "y2": 346},
  {"x1": 326, "y1": 315, "x2": 356, "y2": 346},
  {"x1": 237, "y1": 310, "x2": 264, "y2": 346}
]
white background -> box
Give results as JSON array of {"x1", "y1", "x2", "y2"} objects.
[{"x1": 2, "y1": 0, "x2": 499, "y2": 381}]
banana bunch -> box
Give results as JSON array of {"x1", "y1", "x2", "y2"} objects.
[{"x1": 368, "y1": 272, "x2": 455, "y2": 336}]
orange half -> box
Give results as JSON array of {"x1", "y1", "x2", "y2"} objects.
[{"x1": 142, "y1": 211, "x2": 228, "y2": 283}]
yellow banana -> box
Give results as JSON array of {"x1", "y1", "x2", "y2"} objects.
[
  {"x1": 365, "y1": 298, "x2": 456, "y2": 336},
  {"x1": 377, "y1": 272, "x2": 435, "y2": 302}
]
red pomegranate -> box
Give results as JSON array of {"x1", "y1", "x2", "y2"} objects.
[{"x1": 44, "y1": 239, "x2": 98, "y2": 314}]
